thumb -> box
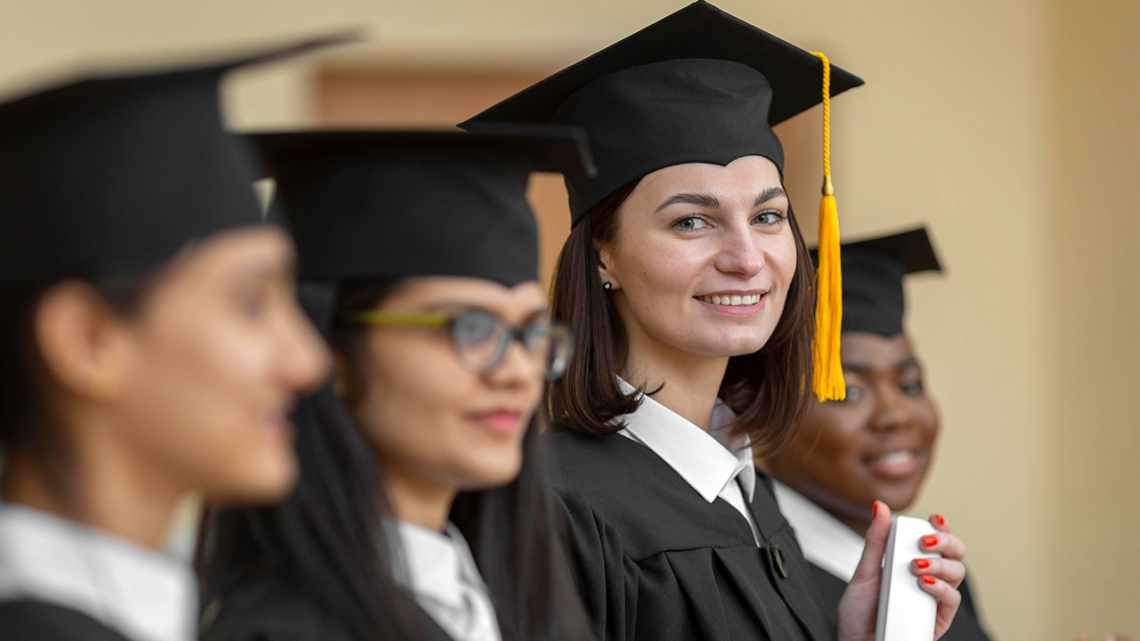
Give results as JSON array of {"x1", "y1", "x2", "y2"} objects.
[{"x1": 852, "y1": 500, "x2": 892, "y2": 583}]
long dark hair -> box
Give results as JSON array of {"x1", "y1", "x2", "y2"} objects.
[
  {"x1": 197, "y1": 279, "x2": 591, "y2": 641},
  {"x1": 547, "y1": 180, "x2": 816, "y2": 455}
]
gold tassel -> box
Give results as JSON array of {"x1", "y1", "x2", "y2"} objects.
[{"x1": 810, "y1": 51, "x2": 846, "y2": 401}]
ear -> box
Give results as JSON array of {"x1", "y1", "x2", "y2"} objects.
[
  {"x1": 593, "y1": 242, "x2": 621, "y2": 291},
  {"x1": 34, "y1": 282, "x2": 134, "y2": 403}
]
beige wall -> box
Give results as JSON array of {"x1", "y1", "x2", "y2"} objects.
[{"x1": 1, "y1": 1, "x2": 1136, "y2": 638}]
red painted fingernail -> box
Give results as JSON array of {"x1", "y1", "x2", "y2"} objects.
[
  {"x1": 922, "y1": 575, "x2": 937, "y2": 586},
  {"x1": 871, "y1": 501, "x2": 880, "y2": 518},
  {"x1": 922, "y1": 535, "x2": 939, "y2": 548},
  {"x1": 914, "y1": 558, "x2": 931, "y2": 570},
  {"x1": 933, "y1": 514, "x2": 946, "y2": 527}
]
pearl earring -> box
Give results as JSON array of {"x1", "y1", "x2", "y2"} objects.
[{"x1": 602, "y1": 281, "x2": 613, "y2": 291}]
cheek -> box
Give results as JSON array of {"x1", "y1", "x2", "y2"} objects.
[
  {"x1": 355, "y1": 336, "x2": 474, "y2": 464},
  {"x1": 120, "y1": 312, "x2": 292, "y2": 497},
  {"x1": 618, "y1": 234, "x2": 710, "y2": 302}
]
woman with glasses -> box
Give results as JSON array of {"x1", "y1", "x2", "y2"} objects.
[{"x1": 197, "y1": 128, "x2": 595, "y2": 641}]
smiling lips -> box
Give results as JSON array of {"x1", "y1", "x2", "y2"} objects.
[
  {"x1": 467, "y1": 409, "x2": 525, "y2": 435},
  {"x1": 694, "y1": 290, "x2": 767, "y2": 316},
  {"x1": 865, "y1": 448, "x2": 925, "y2": 479}
]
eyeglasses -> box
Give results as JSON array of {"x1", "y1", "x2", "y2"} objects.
[{"x1": 344, "y1": 308, "x2": 573, "y2": 381}]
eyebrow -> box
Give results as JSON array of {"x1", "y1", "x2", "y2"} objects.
[
  {"x1": 655, "y1": 186, "x2": 788, "y2": 213},
  {"x1": 655, "y1": 193, "x2": 720, "y2": 213},
  {"x1": 754, "y1": 186, "x2": 787, "y2": 206},
  {"x1": 232, "y1": 253, "x2": 296, "y2": 287},
  {"x1": 843, "y1": 356, "x2": 922, "y2": 375}
]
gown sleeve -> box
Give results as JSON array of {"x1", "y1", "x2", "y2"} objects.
[
  {"x1": 0, "y1": 600, "x2": 133, "y2": 641},
  {"x1": 200, "y1": 578, "x2": 354, "y2": 641},
  {"x1": 553, "y1": 492, "x2": 641, "y2": 641}
]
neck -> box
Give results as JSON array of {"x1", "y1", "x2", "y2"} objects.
[
  {"x1": 382, "y1": 464, "x2": 456, "y2": 532},
  {"x1": 1, "y1": 415, "x2": 185, "y2": 550},
  {"x1": 622, "y1": 325, "x2": 728, "y2": 430},
  {"x1": 777, "y1": 475, "x2": 873, "y2": 536}
]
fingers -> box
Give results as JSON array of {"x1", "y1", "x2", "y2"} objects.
[
  {"x1": 921, "y1": 575, "x2": 962, "y2": 641},
  {"x1": 908, "y1": 557, "x2": 966, "y2": 586},
  {"x1": 917, "y1": 530, "x2": 967, "y2": 562},
  {"x1": 851, "y1": 500, "x2": 892, "y2": 583},
  {"x1": 929, "y1": 513, "x2": 949, "y2": 532}
]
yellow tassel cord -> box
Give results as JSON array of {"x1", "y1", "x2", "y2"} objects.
[{"x1": 810, "y1": 51, "x2": 846, "y2": 402}]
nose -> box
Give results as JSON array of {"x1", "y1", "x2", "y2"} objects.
[
  {"x1": 869, "y1": 384, "x2": 913, "y2": 434},
  {"x1": 277, "y1": 302, "x2": 333, "y2": 393},
  {"x1": 713, "y1": 222, "x2": 765, "y2": 279}
]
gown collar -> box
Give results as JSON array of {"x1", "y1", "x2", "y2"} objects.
[
  {"x1": 616, "y1": 377, "x2": 755, "y2": 504},
  {"x1": 0, "y1": 502, "x2": 195, "y2": 641},
  {"x1": 771, "y1": 481, "x2": 865, "y2": 581}
]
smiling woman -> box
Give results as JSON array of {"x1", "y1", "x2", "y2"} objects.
[
  {"x1": 197, "y1": 127, "x2": 595, "y2": 641},
  {"x1": 460, "y1": 3, "x2": 968, "y2": 641},
  {"x1": 766, "y1": 226, "x2": 996, "y2": 641}
]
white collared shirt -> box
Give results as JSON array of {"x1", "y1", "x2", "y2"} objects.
[
  {"x1": 395, "y1": 521, "x2": 503, "y2": 641},
  {"x1": 615, "y1": 379, "x2": 761, "y2": 545},
  {"x1": 0, "y1": 503, "x2": 195, "y2": 641},
  {"x1": 772, "y1": 481, "x2": 866, "y2": 581}
]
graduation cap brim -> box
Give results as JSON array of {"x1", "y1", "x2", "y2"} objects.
[
  {"x1": 811, "y1": 226, "x2": 943, "y2": 338},
  {"x1": 249, "y1": 124, "x2": 596, "y2": 183},
  {"x1": 822, "y1": 226, "x2": 944, "y2": 275},
  {"x1": 461, "y1": 1, "x2": 863, "y2": 128}
]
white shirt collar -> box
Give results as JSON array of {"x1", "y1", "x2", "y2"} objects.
[
  {"x1": 771, "y1": 481, "x2": 865, "y2": 581},
  {"x1": 616, "y1": 378, "x2": 755, "y2": 504},
  {"x1": 395, "y1": 521, "x2": 488, "y2": 610},
  {"x1": 0, "y1": 503, "x2": 195, "y2": 641}
]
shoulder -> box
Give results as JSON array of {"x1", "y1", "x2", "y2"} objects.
[
  {"x1": 0, "y1": 599, "x2": 132, "y2": 641},
  {"x1": 202, "y1": 575, "x2": 352, "y2": 641}
]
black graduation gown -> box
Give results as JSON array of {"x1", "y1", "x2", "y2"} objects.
[
  {"x1": 804, "y1": 562, "x2": 996, "y2": 641},
  {"x1": 0, "y1": 599, "x2": 134, "y2": 641},
  {"x1": 547, "y1": 430, "x2": 835, "y2": 641},
  {"x1": 201, "y1": 575, "x2": 456, "y2": 641}
]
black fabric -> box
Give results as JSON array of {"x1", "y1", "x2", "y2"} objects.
[
  {"x1": 461, "y1": 0, "x2": 862, "y2": 224},
  {"x1": 804, "y1": 563, "x2": 996, "y2": 641},
  {"x1": 201, "y1": 574, "x2": 456, "y2": 641},
  {"x1": 252, "y1": 127, "x2": 594, "y2": 287},
  {"x1": 0, "y1": 599, "x2": 134, "y2": 641},
  {"x1": 810, "y1": 226, "x2": 943, "y2": 337},
  {"x1": 546, "y1": 429, "x2": 834, "y2": 641},
  {"x1": 0, "y1": 34, "x2": 350, "y2": 285}
]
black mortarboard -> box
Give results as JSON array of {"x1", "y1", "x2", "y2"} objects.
[
  {"x1": 460, "y1": 0, "x2": 863, "y2": 225},
  {"x1": 252, "y1": 126, "x2": 594, "y2": 289},
  {"x1": 0, "y1": 34, "x2": 353, "y2": 286},
  {"x1": 811, "y1": 226, "x2": 943, "y2": 337}
]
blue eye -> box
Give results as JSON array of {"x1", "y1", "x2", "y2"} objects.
[
  {"x1": 753, "y1": 211, "x2": 786, "y2": 226},
  {"x1": 673, "y1": 216, "x2": 710, "y2": 232}
]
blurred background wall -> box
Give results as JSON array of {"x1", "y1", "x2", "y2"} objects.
[{"x1": 0, "y1": 0, "x2": 1135, "y2": 637}]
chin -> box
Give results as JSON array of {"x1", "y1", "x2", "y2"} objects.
[
  {"x1": 211, "y1": 456, "x2": 298, "y2": 504},
  {"x1": 458, "y1": 454, "x2": 523, "y2": 490}
]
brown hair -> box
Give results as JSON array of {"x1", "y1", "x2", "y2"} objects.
[{"x1": 547, "y1": 180, "x2": 816, "y2": 454}]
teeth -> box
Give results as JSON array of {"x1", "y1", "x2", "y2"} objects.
[
  {"x1": 876, "y1": 450, "x2": 915, "y2": 464},
  {"x1": 700, "y1": 294, "x2": 761, "y2": 306}
]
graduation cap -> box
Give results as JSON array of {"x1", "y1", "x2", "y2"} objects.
[
  {"x1": 811, "y1": 226, "x2": 943, "y2": 337},
  {"x1": 0, "y1": 33, "x2": 354, "y2": 286},
  {"x1": 461, "y1": 0, "x2": 861, "y2": 400},
  {"x1": 251, "y1": 126, "x2": 595, "y2": 290}
]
